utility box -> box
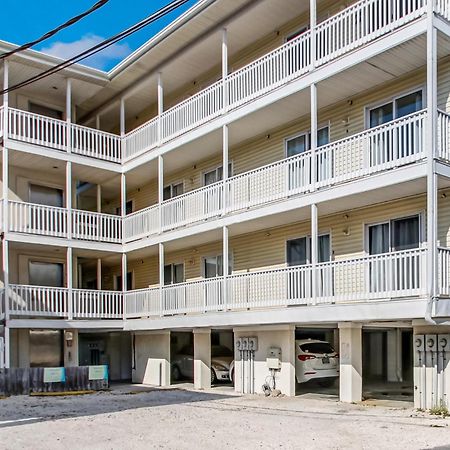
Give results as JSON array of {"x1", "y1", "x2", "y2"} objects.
[{"x1": 267, "y1": 347, "x2": 281, "y2": 370}]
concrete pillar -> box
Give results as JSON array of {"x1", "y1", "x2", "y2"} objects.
[
  {"x1": 234, "y1": 325, "x2": 295, "y2": 396},
  {"x1": 132, "y1": 332, "x2": 170, "y2": 386},
  {"x1": 64, "y1": 329, "x2": 79, "y2": 367},
  {"x1": 339, "y1": 323, "x2": 362, "y2": 403},
  {"x1": 16, "y1": 329, "x2": 30, "y2": 368},
  {"x1": 387, "y1": 329, "x2": 402, "y2": 382},
  {"x1": 194, "y1": 328, "x2": 211, "y2": 389}
]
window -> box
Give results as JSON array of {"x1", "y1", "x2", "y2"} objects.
[
  {"x1": 286, "y1": 127, "x2": 329, "y2": 158},
  {"x1": 29, "y1": 102, "x2": 63, "y2": 120},
  {"x1": 203, "y1": 254, "x2": 232, "y2": 278},
  {"x1": 367, "y1": 215, "x2": 421, "y2": 293},
  {"x1": 116, "y1": 272, "x2": 133, "y2": 291},
  {"x1": 29, "y1": 184, "x2": 63, "y2": 207},
  {"x1": 369, "y1": 90, "x2": 422, "y2": 128},
  {"x1": 368, "y1": 90, "x2": 423, "y2": 165},
  {"x1": 29, "y1": 261, "x2": 64, "y2": 287},
  {"x1": 286, "y1": 26, "x2": 308, "y2": 42},
  {"x1": 203, "y1": 163, "x2": 233, "y2": 186},
  {"x1": 164, "y1": 263, "x2": 184, "y2": 285},
  {"x1": 286, "y1": 234, "x2": 331, "y2": 265},
  {"x1": 116, "y1": 200, "x2": 133, "y2": 216},
  {"x1": 163, "y1": 182, "x2": 184, "y2": 201}
]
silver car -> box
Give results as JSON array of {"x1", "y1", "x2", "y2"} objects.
[{"x1": 171, "y1": 344, "x2": 233, "y2": 383}]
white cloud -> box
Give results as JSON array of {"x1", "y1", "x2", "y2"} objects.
[{"x1": 40, "y1": 34, "x2": 132, "y2": 70}]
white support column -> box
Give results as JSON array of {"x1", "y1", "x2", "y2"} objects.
[
  {"x1": 121, "y1": 173, "x2": 126, "y2": 217},
  {"x1": 310, "y1": 84, "x2": 317, "y2": 191},
  {"x1": 311, "y1": 203, "x2": 318, "y2": 303},
  {"x1": 66, "y1": 78, "x2": 72, "y2": 153},
  {"x1": 66, "y1": 162, "x2": 72, "y2": 239},
  {"x1": 223, "y1": 225, "x2": 229, "y2": 310},
  {"x1": 426, "y1": 9, "x2": 438, "y2": 308},
  {"x1": 157, "y1": 73, "x2": 163, "y2": 144},
  {"x1": 97, "y1": 259, "x2": 102, "y2": 290},
  {"x1": 339, "y1": 323, "x2": 362, "y2": 403},
  {"x1": 310, "y1": 0, "x2": 317, "y2": 69},
  {"x1": 3, "y1": 239, "x2": 9, "y2": 368},
  {"x1": 194, "y1": 328, "x2": 211, "y2": 389},
  {"x1": 159, "y1": 243, "x2": 164, "y2": 316},
  {"x1": 120, "y1": 97, "x2": 126, "y2": 136},
  {"x1": 95, "y1": 114, "x2": 101, "y2": 130},
  {"x1": 222, "y1": 124, "x2": 228, "y2": 215},
  {"x1": 158, "y1": 155, "x2": 164, "y2": 232},
  {"x1": 96, "y1": 184, "x2": 102, "y2": 213},
  {"x1": 67, "y1": 246, "x2": 73, "y2": 320},
  {"x1": 121, "y1": 253, "x2": 127, "y2": 292},
  {"x1": 222, "y1": 28, "x2": 228, "y2": 110}
]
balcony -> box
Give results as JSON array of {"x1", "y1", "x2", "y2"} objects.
[
  {"x1": 1, "y1": 0, "x2": 440, "y2": 166},
  {"x1": 125, "y1": 248, "x2": 428, "y2": 319},
  {"x1": 7, "y1": 246, "x2": 450, "y2": 322},
  {"x1": 8, "y1": 285, "x2": 123, "y2": 319},
  {"x1": 124, "y1": 109, "x2": 428, "y2": 242},
  {"x1": 7, "y1": 201, "x2": 122, "y2": 244}
]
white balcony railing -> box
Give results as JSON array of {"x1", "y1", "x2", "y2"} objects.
[
  {"x1": 438, "y1": 109, "x2": 450, "y2": 162},
  {"x1": 124, "y1": 109, "x2": 427, "y2": 242},
  {"x1": 9, "y1": 284, "x2": 69, "y2": 318},
  {"x1": 125, "y1": 248, "x2": 427, "y2": 318},
  {"x1": 0, "y1": 288, "x2": 4, "y2": 321},
  {"x1": 72, "y1": 209, "x2": 122, "y2": 243},
  {"x1": 438, "y1": 247, "x2": 450, "y2": 296},
  {"x1": 72, "y1": 289, "x2": 123, "y2": 319},
  {"x1": 8, "y1": 285, "x2": 122, "y2": 319},
  {"x1": 435, "y1": 0, "x2": 450, "y2": 20},
  {"x1": 8, "y1": 201, "x2": 122, "y2": 244}
]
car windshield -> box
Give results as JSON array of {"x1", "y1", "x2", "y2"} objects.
[
  {"x1": 212, "y1": 346, "x2": 233, "y2": 357},
  {"x1": 300, "y1": 342, "x2": 334, "y2": 355}
]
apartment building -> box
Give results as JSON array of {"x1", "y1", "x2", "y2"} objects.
[{"x1": 1, "y1": 0, "x2": 450, "y2": 407}]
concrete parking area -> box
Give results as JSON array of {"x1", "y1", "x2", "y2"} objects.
[{"x1": 0, "y1": 385, "x2": 448, "y2": 450}]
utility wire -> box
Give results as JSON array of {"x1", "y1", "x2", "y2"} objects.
[
  {"x1": 0, "y1": 0, "x2": 190, "y2": 95},
  {"x1": 0, "y1": 0, "x2": 109, "y2": 60}
]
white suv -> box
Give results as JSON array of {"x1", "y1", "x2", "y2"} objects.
[{"x1": 295, "y1": 339, "x2": 339, "y2": 386}]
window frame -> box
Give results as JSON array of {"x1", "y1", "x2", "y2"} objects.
[
  {"x1": 163, "y1": 180, "x2": 185, "y2": 201},
  {"x1": 364, "y1": 86, "x2": 425, "y2": 130},
  {"x1": 201, "y1": 252, "x2": 234, "y2": 278},
  {"x1": 114, "y1": 271, "x2": 134, "y2": 291},
  {"x1": 284, "y1": 124, "x2": 330, "y2": 158},
  {"x1": 28, "y1": 100, "x2": 64, "y2": 120},
  {"x1": 202, "y1": 161, "x2": 233, "y2": 187},
  {"x1": 285, "y1": 232, "x2": 332, "y2": 266},
  {"x1": 28, "y1": 181, "x2": 65, "y2": 206},
  {"x1": 163, "y1": 262, "x2": 185, "y2": 285},
  {"x1": 364, "y1": 212, "x2": 425, "y2": 255}
]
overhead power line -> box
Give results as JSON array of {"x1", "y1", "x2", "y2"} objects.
[
  {"x1": 0, "y1": 0, "x2": 191, "y2": 95},
  {"x1": 0, "y1": 0, "x2": 109, "y2": 60}
]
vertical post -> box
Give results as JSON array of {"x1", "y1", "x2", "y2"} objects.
[
  {"x1": 426, "y1": 10, "x2": 438, "y2": 309},
  {"x1": 95, "y1": 114, "x2": 100, "y2": 130},
  {"x1": 121, "y1": 253, "x2": 127, "y2": 320},
  {"x1": 223, "y1": 225, "x2": 229, "y2": 310},
  {"x1": 159, "y1": 243, "x2": 164, "y2": 316},
  {"x1": 97, "y1": 259, "x2": 102, "y2": 290},
  {"x1": 96, "y1": 184, "x2": 102, "y2": 213},
  {"x1": 3, "y1": 61, "x2": 10, "y2": 367},
  {"x1": 310, "y1": 0, "x2": 317, "y2": 68},
  {"x1": 222, "y1": 28, "x2": 228, "y2": 110},
  {"x1": 66, "y1": 162, "x2": 72, "y2": 239},
  {"x1": 157, "y1": 73, "x2": 163, "y2": 144},
  {"x1": 121, "y1": 174, "x2": 126, "y2": 217},
  {"x1": 311, "y1": 203, "x2": 318, "y2": 303},
  {"x1": 120, "y1": 97, "x2": 126, "y2": 136},
  {"x1": 66, "y1": 78, "x2": 72, "y2": 153},
  {"x1": 310, "y1": 84, "x2": 317, "y2": 191},
  {"x1": 222, "y1": 124, "x2": 229, "y2": 215},
  {"x1": 158, "y1": 155, "x2": 164, "y2": 232},
  {"x1": 67, "y1": 246, "x2": 73, "y2": 320}
]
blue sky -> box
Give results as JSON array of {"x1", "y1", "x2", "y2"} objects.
[{"x1": 2, "y1": 0, "x2": 198, "y2": 71}]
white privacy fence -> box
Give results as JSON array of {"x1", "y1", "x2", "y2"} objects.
[{"x1": 8, "y1": 201, "x2": 122, "y2": 243}]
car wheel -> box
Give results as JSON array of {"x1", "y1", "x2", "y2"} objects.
[
  {"x1": 172, "y1": 365, "x2": 181, "y2": 382},
  {"x1": 211, "y1": 368, "x2": 217, "y2": 384},
  {"x1": 318, "y1": 378, "x2": 336, "y2": 388}
]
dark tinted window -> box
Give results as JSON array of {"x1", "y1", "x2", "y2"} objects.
[{"x1": 300, "y1": 342, "x2": 334, "y2": 354}]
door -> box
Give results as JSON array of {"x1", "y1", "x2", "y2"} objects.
[
  {"x1": 164, "y1": 263, "x2": 185, "y2": 312},
  {"x1": 163, "y1": 182, "x2": 185, "y2": 227},
  {"x1": 203, "y1": 164, "x2": 231, "y2": 216},
  {"x1": 203, "y1": 255, "x2": 231, "y2": 309}
]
